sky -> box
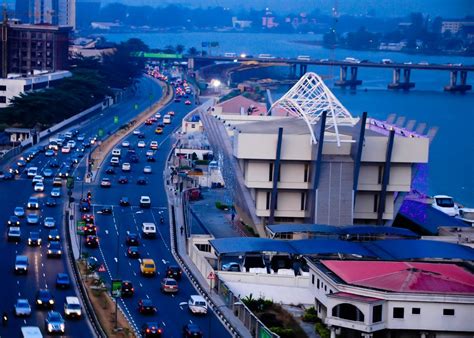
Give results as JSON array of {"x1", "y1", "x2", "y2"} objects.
[{"x1": 95, "y1": 0, "x2": 474, "y2": 18}]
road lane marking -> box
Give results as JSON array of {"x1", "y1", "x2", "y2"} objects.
[
  {"x1": 114, "y1": 257, "x2": 118, "y2": 263},
  {"x1": 162, "y1": 321, "x2": 166, "y2": 327},
  {"x1": 105, "y1": 230, "x2": 109, "y2": 235}
]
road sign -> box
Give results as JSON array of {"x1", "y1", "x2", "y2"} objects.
[
  {"x1": 76, "y1": 220, "x2": 85, "y2": 235},
  {"x1": 98, "y1": 264, "x2": 106, "y2": 272},
  {"x1": 114, "y1": 115, "x2": 119, "y2": 124},
  {"x1": 66, "y1": 176, "x2": 74, "y2": 189},
  {"x1": 207, "y1": 271, "x2": 216, "y2": 280},
  {"x1": 98, "y1": 128, "x2": 104, "y2": 137},
  {"x1": 134, "y1": 104, "x2": 138, "y2": 110},
  {"x1": 111, "y1": 279, "x2": 122, "y2": 298}
]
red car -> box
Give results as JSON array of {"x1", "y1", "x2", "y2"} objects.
[
  {"x1": 145, "y1": 119, "x2": 153, "y2": 126},
  {"x1": 184, "y1": 100, "x2": 191, "y2": 105}
]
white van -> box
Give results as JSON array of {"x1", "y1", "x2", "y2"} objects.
[
  {"x1": 27, "y1": 167, "x2": 38, "y2": 178},
  {"x1": 142, "y1": 222, "x2": 156, "y2": 238},
  {"x1": 64, "y1": 296, "x2": 82, "y2": 318},
  {"x1": 163, "y1": 114, "x2": 171, "y2": 124},
  {"x1": 110, "y1": 156, "x2": 120, "y2": 166},
  {"x1": 21, "y1": 326, "x2": 43, "y2": 338},
  {"x1": 140, "y1": 196, "x2": 151, "y2": 208},
  {"x1": 112, "y1": 148, "x2": 121, "y2": 157}
]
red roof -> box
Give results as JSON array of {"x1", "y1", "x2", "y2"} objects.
[
  {"x1": 321, "y1": 260, "x2": 474, "y2": 295},
  {"x1": 217, "y1": 95, "x2": 267, "y2": 116}
]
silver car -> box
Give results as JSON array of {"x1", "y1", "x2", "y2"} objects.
[
  {"x1": 44, "y1": 217, "x2": 56, "y2": 228},
  {"x1": 14, "y1": 298, "x2": 32, "y2": 317}
]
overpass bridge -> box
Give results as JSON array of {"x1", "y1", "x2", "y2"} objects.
[{"x1": 135, "y1": 52, "x2": 473, "y2": 92}]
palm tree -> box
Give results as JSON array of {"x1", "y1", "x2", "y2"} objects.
[
  {"x1": 175, "y1": 44, "x2": 185, "y2": 54},
  {"x1": 187, "y1": 47, "x2": 198, "y2": 56}
]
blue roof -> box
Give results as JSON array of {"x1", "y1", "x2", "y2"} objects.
[
  {"x1": 210, "y1": 237, "x2": 474, "y2": 261},
  {"x1": 398, "y1": 200, "x2": 469, "y2": 235},
  {"x1": 266, "y1": 224, "x2": 419, "y2": 238}
]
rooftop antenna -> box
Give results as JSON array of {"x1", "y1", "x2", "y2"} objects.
[{"x1": 270, "y1": 72, "x2": 356, "y2": 146}]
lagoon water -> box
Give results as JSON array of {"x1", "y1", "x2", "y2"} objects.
[{"x1": 102, "y1": 32, "x2": 474, "y2": 206}]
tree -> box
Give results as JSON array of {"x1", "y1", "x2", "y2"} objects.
[
  {"x1": 187, "y1": 47, "x2": 198, "y2": 56},
  {"x1": 175, "y1": 44, "x2": 185, "y2": 54}
]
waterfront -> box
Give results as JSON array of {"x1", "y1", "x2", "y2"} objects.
[{"x1": 103, "y1": 31, "x2": 474, "y2": 206}]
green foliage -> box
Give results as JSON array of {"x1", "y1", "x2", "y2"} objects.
[
  {"x1": 194, "y1": 160, "x2": 210, "y2": 165},
  {"x1": 269, "y1": 327, "x2": 295, "y2": 338},
  {"x1": 302, "y1": 307, "x2": 318, "y2": 323},
  {"x1": 215, "y1": 201, "x2": 230, "y2": 211},
  {"x1": 315, "y1": 322, "x2": 330, "y2": 338},
  {"x1": 241, "y1": 294, "x2": 273, "y2": 312}
]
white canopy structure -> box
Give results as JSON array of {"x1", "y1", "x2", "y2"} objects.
[{"x1": 270, "y1": 72, "x2": 356, "y2": 146}]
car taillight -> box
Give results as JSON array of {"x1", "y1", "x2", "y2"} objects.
[
  {"x1": 146, "y1": 329, "x2": 150, "y2": 333},
  {"x1": 158, "y1": 329, "x2": 162, "y2": 333}
]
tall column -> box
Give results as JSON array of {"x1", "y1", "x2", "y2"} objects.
[
  {"x1": 420, "y1": 332, "x2": 427, "y2": 338},
  {"x1": 340, "y1": 66, "x2": 347, "y2": 81},
  {"x1": 330, "y1": 327, "x2": 336, "y2": 338},
  {"x1": 450, "y1": 70, "x2": 458, "y2": 86},
  {"x1": 403, "y1": 68, "x2": 411, "y2": 83},
  {"x1": 350, "y1": 66, "x2": 358, "y2": 82},
  {"x1": 377, "y1": 129, "x2": 395, "y2": 224},
  {"x1": 460, "y1": 71, "x2": 467, "y2": 85},
  {"x1": 392, "y1": 68, "x2": 401, "y2": 84}
]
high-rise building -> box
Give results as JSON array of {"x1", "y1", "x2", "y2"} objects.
[{"x1": 15, "y1": 0, "x2": 75, "y2": 28}]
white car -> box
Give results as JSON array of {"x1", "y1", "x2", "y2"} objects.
[
  {"x1": 154, "y1": 113, "x2": 161, "y2": 119},
  {"x1": 32, "y1": 175, "x2": 44, "y2": 184},
  {"x1": 27, "y1": 213, "x2": 39, "y2": 224},
  {"x1": 67, "y1": 140, "x2": 76, "y2": 148},
  {"x1": 122, "y1": 163, "x2": 131, "y2": 172},
  {"x1": 432, "y1": 195, "x2": 459, "y2": 216},
  {"x1": 140, "y1": 196, "x2": 151, "y2": 208},
  {"x1": 146, "y1": 150, "x2": 154, "y2": 157},
  {"x1": 64, "y1": 296, "x2": 82, "y2": 318},
  {"x1": 143, "y1": 166, "x2": 152, "y2": 174},
  {"x1": 44, "y1": 217, "x2": 56, "y2": 228},
  {"x1": 188, "y1": 295, "x2": 208, "y2": 315},
  {"x1": 34, "y1": 182, "x2": 45, "y2": 192},
  {"x1": 61, "y1": 146, "x2": 71, "y2": 154},
  {"x1": 137, "y1": 141, "x2": 146, "y2": 148},
  {"x1": 15, "y1": 298, "x2": 32, "y2": 317},
  {"x1": 150, "y1": 141, "x2": 158, "y2": 150},
  {"x1": 122, "y1": 140, "x2": 130, "y2": 147},
  {"x1": 133, "y1": 129, "x2": 141, "y2": 135}
]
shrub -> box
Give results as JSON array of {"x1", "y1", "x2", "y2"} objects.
[
  {"x1": 315, "y1": 322, "x2": 330, "y2": 338},
  {"x1": 270, "y1": 327, "x2": 295, "y2": 338},
  {"x1": 302, "y1": 306, "x2": 318, "y2": 322},
  {"x1": 215, "y1": 201, "x2": 230, "y2": 211}
]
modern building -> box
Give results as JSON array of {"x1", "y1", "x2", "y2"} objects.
[
  {"x1": 1, "y1": 21, "x2": 71, "y2": 76},
  {"x1": 0, "y1": 70, "x2": 72, "y2": 107},
  {"x1": 213, "y1": 95, "x2": 268, "y2": 116},
  {"x1": 200, "y1": 73, "x2": 429, "y2": 235},
  {"x1": 441, "y1": 20, "x2": 474, "y2": 34},
  {"x1": 15, "y1": 0, "x2": 75, "y2": 28},
  {"x1": 307, "y1": 259, "x2": 474, "y2": 338}
]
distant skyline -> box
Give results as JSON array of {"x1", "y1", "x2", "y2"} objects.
[{"x1": 94, "y1": 0, "x2": 473, "y2": 18}]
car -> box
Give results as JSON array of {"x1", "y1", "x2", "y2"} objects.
[
  {"x1": 85, "y1": 235, "x2": 99, "y2": 248},
  {"x1": 100, "y1": 206, "x2": 113, "y2": 214},
  {"x1": 126, "y1": 233, "x2": 139, "y2": 246},
  {"x1": 47, "y1": 242, "x2": 62, "y2": 257},
  {"x1": 82, "y1": 214, "x2": 94, "y2": 223},
  {"x1": 51, "y1": 187, "x2": 61, "y2": 197},
  {"x1": 122, "y1": 140, "x2": 130, "y2": 147},
  {"x1": 61, "y1": 146, "x2": 71, "y2": 154},
  {"x1": 140, "y1": 258, "x2": 156, "y2": 276},
  {"x1": 27, "y1": 196, "x2": 40, "y2": 209},
  {"x1": 140, "y1": 195, "x2": 151, "y2": 208},
  {"x1": 27, "y1": 213, "x2": 40, "y2": 225},
  {"x1": 150, "y1": 141, "x2": 158, "y2": 150},
  {"x1": 155, "y1": 127, "x2": 163, "y2": 134},
  {"x1": 46, "y1": 197, "x2": 57, "y2": 207},
  {"x1": 86, "y1": 256, "x2": 99, "y2": 271},
  {"x1": 64, "y1": 296, "x2": 82, "y2": 318},
  {"x1": 120, "y1": 196, "x2": 130, "y2": 206},
  {"x1": 127, "y1": 246, "x2": 140, "y2": 258},
  {"x1": 67, "y1": 140, "x2": 76, "y2": 148},
  {"x1": 146, "y1": 150, "x2": 154, "y2": 157},
  {"x1": 137, "y1": 141, "x2": 146, "y2": 148},
  {"x1": 143, "y1": 166, "x2": 152, "y2": 174},
  {"x1": 166, "y1": 265, "x2": 182, "y2": 280},
  {"x1": 142, "y1": 222, "x2": 156, "y2": 238},
  {"x1": 137, "y1": 176, "x2": 147, "y2": 185},
  {"x1": 79, "y1": 198, "x2": 91, "y2": 212},
  {"x1": 15, "y1": 255, "x2": 29, "y2": 274},
  {"x1": 133, "y1": 129, "x2": 141, "y2": 135},
  {"x1": 49, "y1": 159, "x2": 60, "y2": 168},
  {"x1": 122, "y1": 162, "x2": 131, "y2": 172},
  {"x1": 183, "y1": 323, "x2": 203, "y2": 338},
  {"x1": 432, "y1": 195, "x2": 459, "y2": 216},
  {"x1": 160, "y1": 278, "x2": 178, "y2": 293},
  {"x1": 8, "y1": 215, "x2": 21, "y2": 226},
  {"x1": 56, "y1": 273, "x2": 71, "y2": 289},
  {"x1": 141, "y1": 322, "x2": 163, "y2": 337},
  {"x1": 84, "y1": 224, "x2": 97, "y2": 236},
  {"x1": 147, "y1": 155, "x2": 156, "y2": 162},
  {"x1": 168, "y1": 111, "x2": 175, "y2": 116},
  {"x1": 9, "y1": 164, "x2": 20, "y2": 175},
  {"x1": 58, "y1": 167, "x2": 69, "y2": 178},
  {"x1": 77, "y1": 134, "x2": 85, "y2": 141},
  {"x1": 8, "y1": 226, "x2": 21, "y2": 242},
  {"x1": 105, "y1": 166, "x2": 116, "y2": 174},
  {"x1": 36, "y1": 289, "x2": 54, "y2": 308},
  {"x1": 43, "y1": 217, "x2": 56, "y2": 228},
  {"x1": 185, "y1": 100, "x2": 191, "y2": 105},
  {"x1": 32, "y1": 175, "x2": 43, "y2": 184},
  {"x1": 45, "y1": 311, "x2": 65, "y2": 333},
  {"x1": 48, "y1": 229, "x2": 60, "y2": 241},
  {"x1": 129, "y1": 153, "x2": 140, "y2": 163},
  {"x1": 174, "y1": 97, "x2": 181, "y2": 103},
  {"x1": 28, "y1": 231, "x2": 41, "y2": 246},
  {"x1": 145, "y1": 119, "x2": 153, "y2": 126},
  {"x1": 154, "y1": 113, "x2": 161, "y2": 119},
  {"x1": 101, "y1": 177, "x2": 112, "y2": 188},
  {"x1": 138, "y1": 299, "x2": 157, "y2": 314},
  {"x1": 118, "y1": 176, "x2": 128, "y2": 184},
  {"x1": 121, "y1": 281, "x2": 134, "y2": 297},
  {"x1": 34, "y1": 182, "x2": 45, "y2": 192},
  {"x1": 15, "y1": 298, "x2": 32, "y2": 317},
  {"x1": 137, "y1": 132, "x2": 146, "y2": 139},
  {"x1": 222, "y1": 262, "x2": 241, "y2": 272},
  {"x1": 52, "y1": 177, "x2": 62, "y2": 186},
  {"x1": 110, "y1": 156, "x2": 120, "y2": 167},
  {"x1": 43, "y1": 168, "x2": 53, "y2": 177},
  {"x1": 188, "y1": 295, "x2": 208, "y2": 315},
  {"x1": 45, "y1": 149, "x2": 56, "y2": 156}
]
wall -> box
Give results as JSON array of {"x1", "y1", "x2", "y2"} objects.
[{"x1": 187, "y1": 235, "x2": 216, "y2": 286}]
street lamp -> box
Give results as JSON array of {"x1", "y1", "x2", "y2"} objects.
[
  {"x1": 210, "y1": 79, "x2": 221, "y2": 95},
  {"x1": 114, "y1": 209, "x2": 144, "y2": 330}
]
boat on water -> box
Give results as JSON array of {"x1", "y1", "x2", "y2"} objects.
[
  {"x1": 458, "y1": 208, "x2": 474, "y2": 225},
  {"x1": 431, "y1": 195, "x2": 459, "y2": 217}
]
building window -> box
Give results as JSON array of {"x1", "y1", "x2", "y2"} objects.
[
  {"x1": 443, "y1": 309, "x2": 455, "y2": 316},
  {"x1": 311, "y1": 275, "x2": 315, "y2": 284},
  {"x1": 269, "y1": 163, "x2": 273, "y2": 181},
  {"x1": 373, "y1": 194, "x2": 379, "y2": 212},
  {"x1": 372, "y1": 305, "x2": 383, "y2": 323},
  {"x1": 0, "y1": 85, "x2": 6, "y2": 91},
  {"x1": 377, "y1": 166, "x2": 383, "y2": 184},
  {"x1": 191, "y1": 123, "x2": 195, "y2": 128},
  {"x1": 317, "y1": 279, "x2": 320, "y2": 289},
  {"x1": 412, "y1": 308, "x2": 420, "y2": 315},
  {"x1": 266, "y1": 192, "x2": 271, "y2": 210},
  {"x1": 300, "y1": 193, "x2": 306, "y2": 210},
  {"x1": 324, "y1": 285, "x2": 327, "y2": 292},
  {"x1": 393, "y1": 307, "x2": 404, "y2": 319},
  {"x1": 304, "y1": 163, "x2": 309, "y2": 182},
  {"x1": 0, "y1": 96, "x2": 6, "y2": 103}
]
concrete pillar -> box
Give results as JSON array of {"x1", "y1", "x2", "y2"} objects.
[
  {"x1": 460, "y1": 71, "x2": 467, "y2": 85},
  {"x1": 289, "y1": 64, "x2": 296, "y2": 78},
  {"x1": 350, "y1": 66, "x2": 358, "y2": 81},
  {"x1": 392, "y1": 68, "x2": 400, "y2": 83},
  {"x1": 187, "y1": 57, "x2": 194, "y2": 71},
  {"x1": 403, "y1": 68, "x2": 411, "y2": 83},
  {"x1": 450, "y1": 70, "x2": 458, "y2": 86},
  {"x1": 420, "y1": 332, "x2": 427, "y2": 338},
  {"x1": 330, "y1": 327, "x2": 336, "y2": 338},
  {"x1": 340, "y1": 66, "x2": 347, "y2": 81}
]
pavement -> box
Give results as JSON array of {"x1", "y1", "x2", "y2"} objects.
[{"x1": 0, "y1": 75, "x2": 162, "y2": 338}]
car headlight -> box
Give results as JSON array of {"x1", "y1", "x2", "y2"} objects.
[
  {"x1": 65, "y1": 309, "x2": 71, "y2": 315},
  {"x1": 28, "y1": 239, "x2": 31, "y2": 244},
  {"x1": 49, "y1": 299, "x2": 54, "y2": 304},
  {"x1": 37, "y1": 300, "x2": 42, "y2": 304},
  {"x1": 48, "y1": 324, "x2": 53, "y2": 332},
  {"x1": 15, "y1": 267, "x2": 18, "y2": 270},
  {"x1": 60, "y1": 323, "x2": 65, "y2": 331},
  {"x1": 58, "y1": 250, "x2": 62, "y2": 254},
  {"x1": 48, "y1": 250, "x2": 52, "y2": 254}
]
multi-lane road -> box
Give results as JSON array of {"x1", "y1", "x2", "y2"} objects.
[
  {"x1": 80, "y1": 90, "x2": 230, "y2": 337},
  {"x1": 0, "y1": 76, "x2": 162, "y2": 337}
]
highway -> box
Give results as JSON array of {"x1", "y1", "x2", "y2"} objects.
[
  {"x1": 0, "y1": 76, "x2": 162, "y2": 337},
  {"x1": 80, "y1": 90, "x2": 231, "y2": 337}
]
